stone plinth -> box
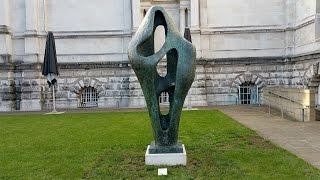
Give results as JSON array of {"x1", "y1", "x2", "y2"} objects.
[{"x1": 145, "y1": 144, "x2": 187, "y2": 166}]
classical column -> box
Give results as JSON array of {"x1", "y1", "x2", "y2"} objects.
[
  {"x1": 132, "y1": 0, "x2": 141, "y2": 32},
  {"x1": 180, "y1": 8, "x2": 186, "y2": 35},
  {"x1": 190, "y1": 0, "x2": 199, "y2": 30}
]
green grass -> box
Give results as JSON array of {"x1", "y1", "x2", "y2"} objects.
[{"x1": 0, "y1": 110, "x2": 319, "y2": 179}]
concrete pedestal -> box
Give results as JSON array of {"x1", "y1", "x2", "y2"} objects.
[{"x1": 145, "y1": 144, "x2": 187, "y2": 166}]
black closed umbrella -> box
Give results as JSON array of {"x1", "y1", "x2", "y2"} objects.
[
  {"x1": 42, "y1": 31, "x2": 62, "y2": 114},
  {"x1": 184, "y1": 27, "x2": 192, "y2": 43},
  {"x1": 42, "y1": 31, "x2": 59, "y2": 87}
]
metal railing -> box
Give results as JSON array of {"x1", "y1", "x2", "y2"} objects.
[
  {"x1": 259, "y1": 91, "x2": 309, "y2": 122},
  {"x1": 42, "y1": 96, "x2": 148, "y2": 111}
]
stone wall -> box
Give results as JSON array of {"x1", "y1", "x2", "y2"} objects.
[
  {"x1": 1, "y1": 52, "x2": 320, "y2": 112},
  {"x1": 0, "y1": 61, "x2": 209, "y2": 112}
]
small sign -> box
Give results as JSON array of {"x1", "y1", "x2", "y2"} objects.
[{"x1": 158, "y1": 168, "x2": 167, "y2": 176}]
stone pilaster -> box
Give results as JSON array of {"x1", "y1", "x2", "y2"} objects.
[
  {"x1": 0, "y1": 0, "x2": 10, "y2": 26},
  {"x1": 22, "y1": 0, "x2": 43, "y2": 111},
  {"x1": 199, "y1": 0, "x2": 207, "y2": 28},
  {"x1": 0, "y1": 0, "x2": 11, "y2": 57},
  {"x1": 0, "y1": 0, "x2": 15, "y2": 111},
  {"x1": 190, "y1": 0, "x2": 199, "y2": 31},
  {"x1": 285, "y1": 0, "x2": 295, "y2": 55},
  {"x1": 179, "y1": 0, "x2": 190, "y2": 34},
  {"x1": 25, "y1": 0, "x2": 39, "y2": 33},
  {"x1": 24, "y1": 0, "x2": 40, "y2": 63},
  {"x1": 180, "y1": 8, "x2": 185, "y2": 34},
  {"x1": 131, "y1": 0, "x2": 141, "y2": 32},
  {"x1": 190, "y1": 0, "x2": 201, "y2": 58},
  {"x1": 316, "y1": 0, "x2": 320, "y2": 41}
]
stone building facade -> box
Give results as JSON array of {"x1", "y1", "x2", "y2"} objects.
[{"x1": 1, "y1": 0, "x2": 320, "y2": 113}]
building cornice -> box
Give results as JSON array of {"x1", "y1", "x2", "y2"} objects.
[
  {"x1": 199, "y1": 15, "x2": 316, "y2": 35},
  {"x1": 12, "y1": 30, "x2": 133, "y2": 39},
  {"x1": 201, "y1": 26, "x2": 285, "y2": 35},
  {"x1": 200, "y1": 52, "x2": 320, "y2": 65},
  {"x1": 3, "y1": 52, "x2": 320, "y2": 71}
]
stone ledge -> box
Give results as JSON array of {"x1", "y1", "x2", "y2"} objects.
[{"x1": 2, "y1": 52, "x2": 320, "y2": 71}]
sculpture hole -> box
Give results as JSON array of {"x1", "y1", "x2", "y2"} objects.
[
  {"x1": 136, "y1": 10, "x2": 167, "y2": 58},
  {"x1": 156, "y1": 58, "x2": 167, "y2": 77},
  {"x1": 154, "y1": 25, "x2": 166, "y2": 54},
  {"x1": 155, "y1": 25, "x2": 167, "y2": 77},
  {"x1": 159, "y1": 91, "x2": 170, "y2": 115}
]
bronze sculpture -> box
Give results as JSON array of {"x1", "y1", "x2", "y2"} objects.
[{"x1": 128, "y1": 6, "x2": 196, "y2": 154}]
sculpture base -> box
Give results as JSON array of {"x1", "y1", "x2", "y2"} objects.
[{"x1": 145, "y1": 144, "x2": 187, "y2": 166}]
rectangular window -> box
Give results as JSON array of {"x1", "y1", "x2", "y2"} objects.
[
  {"x1": 159, "y1": 92, "x2": 169, "y2": 104},
  {"x1": 78, "y1": 87, "x2": 98, "y2": 108},
  {"x1": 239, "y1": 83, "x2": 259, "y2": 105}
]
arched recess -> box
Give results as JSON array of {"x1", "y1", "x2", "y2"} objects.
[
  {"x1": 230, "y1": 73, "x2": 267, "y2": 104},
  {"x1": 303, "y1": 62, "x2": 320, "y2": 108},
  {"x1": 69, "y1": 78, "x2": 105, "y2": 96},
  {"x1": 303, "y1": 62, "x2": 320, "y2": 87},
  {"x1": 231, "y1": 73, "x2": 266, "y2": 90}
]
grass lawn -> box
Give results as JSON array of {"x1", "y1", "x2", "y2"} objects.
[{"x1": 0, "y1": 110, "x2": 319, "y2": 179}]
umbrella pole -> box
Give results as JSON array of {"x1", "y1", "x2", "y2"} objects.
[
  {"x1": 188, "y1": 94, "x2": 192, "y2": 109},
  {"x1": 45, "y1": 84, "x2": 64, "y2": 115},
  {"x1": 52, "y1": 85, "x2": 57, "y2": 113}
]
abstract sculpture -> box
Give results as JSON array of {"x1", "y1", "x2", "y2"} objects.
[{"x1": 128, "y1": 6, "x2": 196, "y2": 156}]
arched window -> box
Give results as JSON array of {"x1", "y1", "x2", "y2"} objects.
[
  {"x1": 78, "y1": 86, "x2": 99, "y2": 108},
  {"x1": 239, "y1": 82, "x2": 258, "y2": 105}
]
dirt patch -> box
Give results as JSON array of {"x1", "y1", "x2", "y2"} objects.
[{"x1": 246, "y1": 135, "x2": 274, "y2": 149}]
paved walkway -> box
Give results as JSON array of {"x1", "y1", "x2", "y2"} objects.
[{"x1": 217, "y1": 105, "x2": 320, "y2": 169}]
